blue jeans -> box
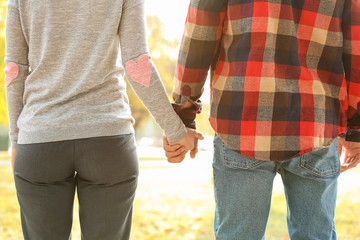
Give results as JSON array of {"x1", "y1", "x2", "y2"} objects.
[{"x1": 213, "y1": 135, "x2": 340, "y2": 240}]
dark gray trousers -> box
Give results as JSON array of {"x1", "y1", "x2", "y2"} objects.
[{"x1": 13, "y1": 134, "x2": 139, "y2": 240}]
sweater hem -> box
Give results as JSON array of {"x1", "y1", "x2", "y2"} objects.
[{"x1": 17, "y1": 121, "x2": 135, "y2": 145}]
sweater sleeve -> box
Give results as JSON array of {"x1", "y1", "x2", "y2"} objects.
[
  {"x1": 119, "y1": 2, "x2": 187, "y2": 143},
  {"x1": 5, "y1": 0, "x2": 29, "y2": 148},
  {"x1": 342, "y1": 0, "x2": 360, "y2": 142}
]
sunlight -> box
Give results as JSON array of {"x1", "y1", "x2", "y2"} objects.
[{"x1": 145, "y1": 0, "x2": 190, "y2": 41}]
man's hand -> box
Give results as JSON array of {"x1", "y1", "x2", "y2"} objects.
[
  {"x1": 338, "y1": 137, "x2": 360, "y2": 172},
  {"x1": 163, "y1": 128, "x2": 204, "y2": 163},
  {"x1": 176, "y1": 128, "x2": 204, "y2": 152}
]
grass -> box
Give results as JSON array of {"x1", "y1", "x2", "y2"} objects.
[
  {"x1": 0, "y1": 166, "x2": 20, "y2": 240},
  {"x1": 1, "y1": 161, "x2": 360, "y2": 240}
]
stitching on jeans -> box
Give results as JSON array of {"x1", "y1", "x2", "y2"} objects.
[
  {"x1": 222, "y1": 142, "x2": 263, "y2": 169},
  {"x1": 300, "y1": 156, "x2": 340, "y2": 177},
  {"x1": 299, "y1": 140, "x2": 340, "y2": 177}
]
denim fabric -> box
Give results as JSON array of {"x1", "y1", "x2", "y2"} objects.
[
  {"x1": 213, "y1": 135, "x2": 340, "y2": 240},
  {"x1": 14, "y1": 134, "x2": 139, "y2": 240}
]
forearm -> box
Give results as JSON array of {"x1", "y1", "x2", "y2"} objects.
[
  {"x1": 126, "y1": 62, "x2": 187, "y2": 143},
  {"x1": 119, "y1": 2, "x2": 187, "y2": 143},
  {"x1": 5, "y1": 0, "x2": 29, "y2": 147},
  {"x1": 5, "y1": 74, "x2": 25, "y2": 147},
  {"x1": 172, "y1": 0, "x2": 227, "y2": 127},
  {"x1": 342, "y1": 0, "x2": 360, "y2": 142}
]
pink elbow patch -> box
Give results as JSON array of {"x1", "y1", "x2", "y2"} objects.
[
  {"x1": 125, "y1": 55, "x2": 153, "y2": 87},
  {"x1": 4, "y1": 62, "x2": 19, "y2": 86},
  {"x1": 182, "y1": 85, "x2": 191, "y2": 96}
]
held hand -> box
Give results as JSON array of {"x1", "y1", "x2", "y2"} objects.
[
  {"x1": 163, "y1": 136, "x2": 187, "y2": 163},
  {"x1": 176, "y1": 128, "x2": 204, "y2": 152},
  {"x1": 163, "y1": 128, "x2": 204, "y2": 163},
  {"x1": 190, "y1": 138, "x2": 199, "y2": 159},
  {"x1": 338, "y1": 137, "x2": 360, "y2": 172}
]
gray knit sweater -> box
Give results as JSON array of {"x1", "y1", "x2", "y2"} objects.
[{"x1": 5, "y1": 0, "x2": 187, "y2": 147}]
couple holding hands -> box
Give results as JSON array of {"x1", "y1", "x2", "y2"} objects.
[{"x1": 5, "y1": 0, "x2": 360, "y2": 239}]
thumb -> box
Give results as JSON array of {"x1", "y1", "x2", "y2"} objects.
[
  {"x1": 162, "y1": 135, "x2": 170, "y2": 146},
  {"x1": 190, "y1": 138, "x2": 199, "y2": 159},
  {"x1": 194, "y1": 131, "x2": 204, "y2": 140}
]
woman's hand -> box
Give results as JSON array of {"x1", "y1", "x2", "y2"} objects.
[{"x1": 163, "y1": 128, "x2": 204, "y2": 163}]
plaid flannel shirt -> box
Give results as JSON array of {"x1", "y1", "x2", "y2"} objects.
[{"x1": 173, "y1": 0, "x2": 360, "y2": 161}]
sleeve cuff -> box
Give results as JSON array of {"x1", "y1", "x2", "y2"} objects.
[
  {"x1": 347, "y1": 102, "x2": 360, "y2": 129},
  {"x1": 345, "y1": 129, "x2": 360, "y2": 142},
  {"x1": 166, "y1": 124, "x2": 187, "y2": 144},
  {"x1": 11, "y1": 141, "x2": 17, "y2": 148}
]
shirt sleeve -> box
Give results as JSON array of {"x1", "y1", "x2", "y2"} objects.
[
  {"x1": 5, "y1": 0, "x2": 29, "y2": 148},
  {"x1": 119, "y1": 2, "x2": 187, "y2": 143},
  {"x1": 342, "y1": 0, "x2": 360, "y2": 141},
  {"x1": 172, "y1": 0, "x2": 227, "y2": 105}
]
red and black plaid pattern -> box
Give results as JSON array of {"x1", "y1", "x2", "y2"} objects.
[{"x1": 173, "y1": 0, "x2": 360, "y2": 161}]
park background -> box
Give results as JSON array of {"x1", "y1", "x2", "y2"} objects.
[{"x1": 0, "y1": 0, "x2": 359, "y2": 239}]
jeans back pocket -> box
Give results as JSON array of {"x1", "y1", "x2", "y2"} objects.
[
  {"x1": 220, "y1": 141, "x2": 264, "y2": 169},
  {"x1": 300, "y1": 139, "x2": 340, "y2": 178}
]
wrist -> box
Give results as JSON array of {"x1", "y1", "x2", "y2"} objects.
[
  {"x1": 172, "y1": 100, "x2": 202, "y2": 129},
  {"x1": 166, "y1": 124, "x2": 187, "y2": 144}
]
